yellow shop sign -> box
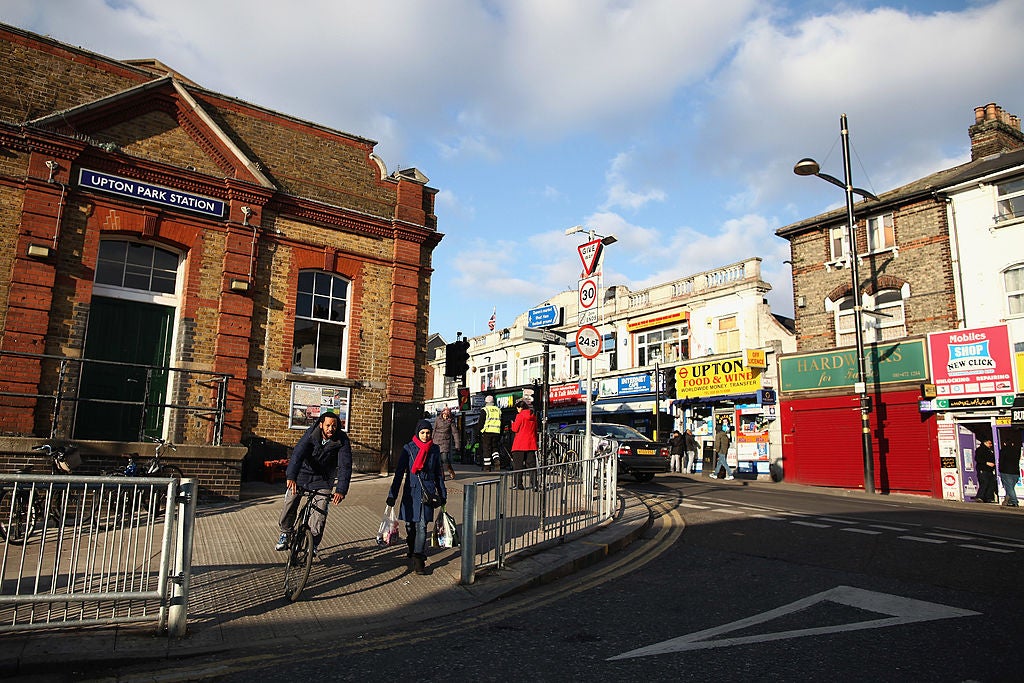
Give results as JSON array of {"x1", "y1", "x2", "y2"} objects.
[{"x1": 675, "y1": 355, "x2": 763, "y2": 399}]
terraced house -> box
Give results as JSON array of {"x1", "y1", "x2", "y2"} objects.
[{"x1": 0, "y1": 24, "x2": 441, "y2": 496}]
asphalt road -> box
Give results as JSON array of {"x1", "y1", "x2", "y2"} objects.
[{"x1": 80, "y1": 476, "x2": 1024, "y2": 682}]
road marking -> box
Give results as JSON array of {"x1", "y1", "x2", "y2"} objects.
[
  {"x1": 678, "y1": 502, "x2": 711, "y2": 509},
  {"x1": 816, "y1": 517, "x2": 858, "y2": 524},
  {"x1": 899, "y1": 536, "x2": 946, "y2": 544},
  {"x1": 960, "y1": 544, "x2": 1013, "y2": 553},
  {"x1": 711, "y1": 508, "x2": 746, "y2": 515},
  {"x1": 607, "y1": 585, "x2": 980, "y2": 659},
  {"x1": 991, "y1": 541, "x2": 1024, "y2": 549},
  {"x1": 925, "y1": 532, "x2": 974, "y2": 540},
  {"x1": 841, "y1": 527, "x2": 881, "y2": 535},
  {"x1": 868, "y1": 524, "x2": 908, "y2": 531},
  {"x1": 790, "y1": 520, "x2": 830, "y2": 528}
]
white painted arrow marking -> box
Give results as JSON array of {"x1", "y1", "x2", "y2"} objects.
[{"x1": 607, "y1": 585, "x2": 980, "y2": 660}]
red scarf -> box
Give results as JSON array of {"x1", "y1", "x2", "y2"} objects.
[{"x1": 411, "y1": 436, "x2": 432, "y2": 473}]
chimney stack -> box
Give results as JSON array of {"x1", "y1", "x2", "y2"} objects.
[{"x1": 969, "y1": 102, "x2": 1024, "y2": 160}]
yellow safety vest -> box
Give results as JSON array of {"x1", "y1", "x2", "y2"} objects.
[{"x1": 482, "y1": 405, "x2": 502, "y2": 434}]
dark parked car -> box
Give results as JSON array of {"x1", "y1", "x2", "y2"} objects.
[{"x1": 553, "y1": 422, "x2": 670, "y2": 482}]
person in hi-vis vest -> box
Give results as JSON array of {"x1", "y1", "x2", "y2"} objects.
[{"x1": 480, "y1": 395, "x2": 502, "y2": 471}]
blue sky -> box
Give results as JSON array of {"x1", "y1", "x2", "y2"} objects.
[{"x1": 7, "y1": 1, "x2": 1024, "y2": 341}]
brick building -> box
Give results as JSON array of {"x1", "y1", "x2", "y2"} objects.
[
  {"x1": 776, "y1": 104, "x2": 1024, "y2": 498},
  {"x1": 0, "y1": 24, "x2": 441, "y2": 493}
]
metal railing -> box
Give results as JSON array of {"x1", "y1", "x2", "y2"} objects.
[
  {"x1": 460, "y1": 447, "x2": 616, "y2": 584},
  {"x1": 0, "y1": 473, "x2": 197, "y2": 636},
  {"x1": 0, "y1": 350, "x2": 230, "y2": 445}
]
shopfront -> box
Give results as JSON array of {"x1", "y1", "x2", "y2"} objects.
[
  {"x1": 779, "y1": 338, "x2": 938, "y2": 495},
  {"x1": 923, "y1": 325, "x2": 1021, "y2": 502},
  {"x1": 672, "y1": 350, "x2": 775, "y2": 477}
]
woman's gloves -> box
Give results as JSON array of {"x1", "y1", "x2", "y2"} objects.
[{"x1": 386, "y1": 496, "x2": 395, "y2": 506}]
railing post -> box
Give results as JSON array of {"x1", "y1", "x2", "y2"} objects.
[
  {"x1": 167, "y1": 478, "x2": 197, "y2": 637},
  {"x1": 460, "y1": 483, "x2": 478, "y2": 585}
]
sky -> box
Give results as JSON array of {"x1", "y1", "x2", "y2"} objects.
[{"x1": 6, "y1": 0, "x2": 1024, "y2": 341}]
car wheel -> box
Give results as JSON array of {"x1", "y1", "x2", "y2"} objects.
[{"x1": 634, "y1": 472, "x2": 655, "y2": 483}]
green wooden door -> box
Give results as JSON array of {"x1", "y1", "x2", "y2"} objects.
[{"x1": 75, "y1": 297, "x2": 174, "y2": 441}]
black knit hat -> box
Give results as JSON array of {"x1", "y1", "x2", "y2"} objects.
[{"x1": 415, "y1": 419, "x2": 433, "y2": 434}]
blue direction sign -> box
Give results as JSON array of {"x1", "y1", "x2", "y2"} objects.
[{"x1": 528, "y1": 304, "x2": 559, "y2": 328}]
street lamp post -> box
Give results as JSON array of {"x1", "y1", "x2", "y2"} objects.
[{"x1": 794, "y1": 113, "x2": 879, "y2": 494}]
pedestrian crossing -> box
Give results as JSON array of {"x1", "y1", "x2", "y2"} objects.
[{"x1": 672, "y1": 496, "x2": 1023, "y2": 554}]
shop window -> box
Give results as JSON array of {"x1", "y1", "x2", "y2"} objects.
[
  {"x1": 866, "y1": 213, "x2": 895, "y2": 252},
  {"x1": 1004, "y1": 263, "x2": 1024, "y2": 316},
  {"x1": 95, "y1": 240, "x2": 179, "y2": 295},
  {"x1": 715, "y1": 316, "x2": 739, "y2": 354},
  {"x1": 635, "y1": 324, "x2": 689, "y2": 366},
  {"x1": 292, "y1": 270, "x2": 349, "y2": 374},
  {"x1": 995, "y1": 177, "x2": 1024, "y2": 223}
]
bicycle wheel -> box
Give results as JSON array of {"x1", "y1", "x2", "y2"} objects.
[
  {"x1": 147, "y1": 465, "x2": 183, "y2": 518},
  {"x1": 58, "y1": 486, "x2": 96, "y2": 527},
  {"x1": 1, "y1": 488, "x2": 40, "y2": 544},
  {"x1": 283, "y1": 526, "x2": 314, "y2": 602}
]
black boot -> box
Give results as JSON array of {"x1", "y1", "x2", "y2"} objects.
[
  {"x1": 406, "y1": 532, "x2": 416, "y2": 558},
  {"x1": 414, "y1": 555, "x2": 427, "y2": 575}
]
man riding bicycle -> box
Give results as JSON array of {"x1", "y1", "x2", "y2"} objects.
[{"x1": 276, "y1": 411, "x2": 353, "y2": 555}]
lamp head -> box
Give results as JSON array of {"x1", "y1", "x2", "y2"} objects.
[{"x1": 793, "y1": 158, "x2": 821, "y2": 176}]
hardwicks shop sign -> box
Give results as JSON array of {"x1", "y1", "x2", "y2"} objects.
[
  {"x1": 79, "y1": 168, "x2": 226, "y2": 219},
  {"x1": 780, "y1": 339, "x2": 927, "y2": 392}
]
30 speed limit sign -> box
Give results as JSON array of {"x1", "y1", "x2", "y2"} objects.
[{"x1": 575, "y1": 324, "x2": 602, "y2": 360}]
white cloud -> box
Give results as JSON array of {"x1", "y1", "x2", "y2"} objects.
[{"x1": 601, "y1": 150, "x2": 666, "y2": 211}]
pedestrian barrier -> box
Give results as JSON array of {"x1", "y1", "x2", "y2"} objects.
[
  {"x1": 460, "y1": 448, "x2": 616, "y2": 584},
  {"x1": 0, "y1": 473, "x2": 196, "y2": 636}
]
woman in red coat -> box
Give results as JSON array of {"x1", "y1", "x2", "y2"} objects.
[{"x1": 510, "y1": 399, "x2": 539, "y2": 490}]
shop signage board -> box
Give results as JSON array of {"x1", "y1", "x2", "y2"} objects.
[
  {"x1": 675, "y1": 355, "x2": 763, "y2": 399},
  {"x1": 927, "y1": 324, "x2": 1015, "y2": 399},
  {"x1": 549, "y1": 382, "x2": 584, "y2": 404},
  {"x1": 937, "y1": 421, "x2": 960, "y2": 501},
  {"x1": 779, "y1": 339, "x2": 927, "y2": 392},
  {"x1": 744, "y1": 348, "x2": 767, "y2": 369}
]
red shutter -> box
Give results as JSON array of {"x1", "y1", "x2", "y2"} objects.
[{"x1": 781, "y1": 389, "x2": 938, "y2": 496}]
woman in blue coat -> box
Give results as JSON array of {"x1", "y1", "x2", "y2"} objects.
[{"x1": 387, "y1": 419, "x2": 447, "y2": 574}]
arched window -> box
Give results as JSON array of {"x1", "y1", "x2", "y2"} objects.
[
  {"x1": 95, "y1": 240, "x2": 179, "y2": 295},
  {"x1": 1004, "y1": 263, "x2": 1024, "y2": 316},
  {"x1": 832, "y1": 288, "x2": 907, "y2": 346},
  {"x1": 293, "y1": 270, "x2": 350, "y2": 374}
]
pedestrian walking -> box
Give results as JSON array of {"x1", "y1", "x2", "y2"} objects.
[
  {"x1": 275, "y1": 412, "x2": 352, "y2": 555},
  {"x1": 481, "y1": 395, "x2": 502, "y2": 472},
  {"x1": 510, "y1": 399, "x2": 539, "y2": 490},
  {"x1": 386, "y1": 419, "x2": 447, "y2": 575},
  {"x1": 974, "y1": 436, "x2": 997, "y2": 503},
  {"x1": 683, "y1": 428, "x2": 700, "y2": 474},
  {"x1": 711, "y1": 422, "x2": 734, "y2": 480},
  {"x1": 668, "y1": 430, "x2": 684, "y2": 473},
  {"x1": 433, "y1": 405, "x2": 460, "y2": 480},
  {"x1": 998, "y1": 436, "x2": 1021, "y2": 508}
]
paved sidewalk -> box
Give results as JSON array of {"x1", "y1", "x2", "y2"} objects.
[{"x1": 1, "y1": 464, "x2": 651, "y2": 674}]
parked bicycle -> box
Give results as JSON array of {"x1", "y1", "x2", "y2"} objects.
[
  {"x1": 0, "y1": 443, "x2": 93, "y2": 544},
  {"x1": 281, "y1": 487, "x2": 330, "y2": 602},
  {"x1": 109, "y1": 436, "x2": 183, "y2": 517}
]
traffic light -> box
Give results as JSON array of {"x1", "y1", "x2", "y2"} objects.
[{"x1": 444, "y1": 340, "x2": 470, "y2": 377}]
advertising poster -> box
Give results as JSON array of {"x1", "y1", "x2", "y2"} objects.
[
  {"x1": 675, "y1": 355, "x2": 762, "y2": 399},
  {"x1": 927, "y1": 325, "x2": 1014, "y2": 398},
  {"x1": 289, "y1": 383, "x2": 350, "y2": 430}
]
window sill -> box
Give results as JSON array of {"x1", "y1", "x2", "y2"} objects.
[
  {"x1": 824, "y1": 258, "x2": 850, "y2": 272},
  {"x1": 860, "y1": 246, "x2": 899, "y2": 260},
  {"x1": 993, "y1": 215, "x2": 1024, "y2": 229}
]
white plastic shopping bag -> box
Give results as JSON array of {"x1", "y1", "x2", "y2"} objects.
[
  {"x1": 376, "y1": 505, "x2": 399, "y2": 547},
  {"x1": 435, "y1": 505, "x2": 459, "y2": 548}
]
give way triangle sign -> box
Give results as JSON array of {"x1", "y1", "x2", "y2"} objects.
[
  {"x1": 607, "y1": 585, "x2": 979, "y2": 660},
  {"x1": 578, "y1": 239, "x2": 603, "y2": 276}
]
